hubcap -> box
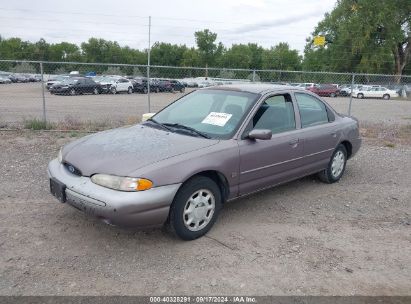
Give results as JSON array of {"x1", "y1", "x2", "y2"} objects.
[
  {"x1": 183, "y1": 189, "x2": 215, "y2": 232},
  {"x1": 331, "y1": 151, "x2": 345, "y2": 178}
]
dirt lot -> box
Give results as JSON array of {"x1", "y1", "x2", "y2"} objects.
[
  {"x1": 1, "y1": 83, "x2": 411, "y2": 126},
  {"x1": 0, "y1": 129, "x2": 410, "y2": 295}
]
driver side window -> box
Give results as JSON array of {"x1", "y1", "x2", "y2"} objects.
[{"x1": 252, "y1": 94, "x2": 296, "y2": 134}]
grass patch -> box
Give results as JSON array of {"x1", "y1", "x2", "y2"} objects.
[
  {"x1": 19, "y1": 115, "x2": 142, "y2": 132},
  {"x1": 384, "y1": 142, "x2": 396, "y2": 148},
  {"x1": 24, "y1": 118, "x2": 54, "y2": 130}
]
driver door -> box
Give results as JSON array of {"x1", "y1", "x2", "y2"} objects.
[{"x1": 238, "y1": 93, "x2": 305, "y2": 196}]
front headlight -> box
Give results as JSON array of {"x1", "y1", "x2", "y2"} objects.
[
  {"x1": 58, "y1": 148, "x2": 63, "y2": 163},
  {"x1": 91, "y1": 174, "x2": 153, "y2": 192}
]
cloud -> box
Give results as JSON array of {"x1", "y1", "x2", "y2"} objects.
[{"x1": 229, "y1": 10, "x2": 322, "y2": 35}]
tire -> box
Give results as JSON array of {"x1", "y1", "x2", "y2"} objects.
[
  {"x1": 168, "y1": 176, "x2": 222, "y2": 240},
  {"x1": 143, "y1": 87, "x2": 148, "y2": 94},
  {"x1": 127, "y1": 87, "x2": 133, "y2": 94},
  {"x1": 180, "y1": 87, "x2": 185, "y2": 93},
  {"x1": 156, "y1": 87, "x2": 160, "y2": 93},
  {"x1": 383, "y1": 94, "x2": 390, "y2": 100},
  {"x1": 70, "y1": 88, "x2": 76, "y2": 96},
  {"x1": 111, "y1": 86, "x2": 117, "y2": 94},
  {"x1": 357, "y1": 93, "x2": 364, "y2": 99},
  {"x1": 171, "y1": 87, "x2": 175, "y2": 93},
  {"x1": 93, "y1": 87, "x2": 99, "y2": 95},
  {"x1": 318, "y1": 144, "x2": 347, "y2": 184},
  {"x1": 330, "y1": 93, "x2": 336, "y2": 97}
]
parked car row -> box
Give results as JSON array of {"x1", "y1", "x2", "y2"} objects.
[
  {"x1": 286, "y1": 82, "x2": 411, "y2": 100},
  {"x1": 0, "y1": 72, "x2": 42, "y2": 83},
  {"x1": 47, "y1": 75, "x2": 189, "y2": 96}
]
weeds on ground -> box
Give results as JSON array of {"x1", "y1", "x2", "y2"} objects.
[
  {"x1": 24, "y1": 118, "x2": 54, "y2": 130},
  {"x1": 360, "y1": 121, "x2": 411, "y2": 146}
]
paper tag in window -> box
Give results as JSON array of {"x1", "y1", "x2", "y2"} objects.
[{"x1": 201, "y1": 112, "x2": 232, "y2": 127}]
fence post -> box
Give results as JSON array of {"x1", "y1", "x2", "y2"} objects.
[
  {"x1": 147, "y1": 16, "x2": 151, "y2": 113},
  {"x1": 40, "y1": 62, "x2": 47, "y2": 123},
  {"x1": 252, "y1": 70, "x2": 256, "y2": 82},
  {"x1": 348, "y1": 73, "x2": 355, "y2": 116}
]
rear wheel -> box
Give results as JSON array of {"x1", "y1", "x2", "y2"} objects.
[
  {"x1": 383, "y1": 94, "x2": 390, "y2": 100},
  {"x1": 93, "y1": 87, "x2": 99, "y2": 95},
  {"x1": 111, "y1": 86, "x2": 117, "y2": 94},
  {"x1": 70, "y1": 88, "x2": 76, "y2": 96},
  {"x1": 330, "y1": 93, "x2": 336, "y2": 97},
  {"x1": 180, "y1": 87, "x2": 185, "y2": 93},
  {"x1": 357, "y1": 93, "x2": 364, "y2": 99},
  {"x1": 318, "y1": 144, "x2": 347, "y2": 184},
  {"x1": 168, "y1": 176, "x2": 221, "y2": 240},
  {"x1": 156, "y1": 87, "x2": 160, "y2": 93},
  {"x1": 127, "y1": 86, "x2": 133, "y2": 94},
  {"x1": 143, "y1": 87, "x2": 148, "y2": 94}
]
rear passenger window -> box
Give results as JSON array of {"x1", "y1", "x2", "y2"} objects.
[
  {"x1": 295, "y1": 93, "x2": 329, "y2": 128},
  {"x1": 252, "y1": 94, "x2": 296, "y2": 134}
]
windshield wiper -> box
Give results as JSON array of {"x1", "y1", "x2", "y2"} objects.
[
  {"x1": 146, "y1": 118, "x2": 172, "y2": 132},
  {"x1": 163, "y1": 123, "x2": 210, "y2": 139}
]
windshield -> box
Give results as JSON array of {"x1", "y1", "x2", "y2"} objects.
[{"x1": 151, "y1": 89, "x2": 259, "y2": 139}]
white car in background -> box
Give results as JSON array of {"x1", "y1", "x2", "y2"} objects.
[
  {"x1": 352, "y1": 86, "x2": 399, "y2": 100},
  {"x1": 98, "y1": 76, "x2": 133, "y2": 94}
]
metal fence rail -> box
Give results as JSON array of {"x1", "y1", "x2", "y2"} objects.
[{"x1": 0, "y1": 59, "x2": 410, "y2": 128}]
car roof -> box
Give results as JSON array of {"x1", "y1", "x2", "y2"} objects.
[{"x1": 204, "y1": 83, "x2": 306, "y2": 94}]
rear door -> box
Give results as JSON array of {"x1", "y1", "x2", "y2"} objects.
[
  {"x1": 293, "y1": 92, "x2": 340, "y2": 174},
  {"x1": 238, "y1": 93, "x2": 304, "y2": 195}
]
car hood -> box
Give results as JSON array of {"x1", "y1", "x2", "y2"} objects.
[{"x1": 62, "y1": 124, "x2": 219, "y2": 177}]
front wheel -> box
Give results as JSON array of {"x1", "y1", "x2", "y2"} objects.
[
  {"x1": 330, "y1": 93, "x2": 336, "y2": 97},
  {"x1": 318, "y1": 144, "x2": 347, "y2": 184},
  {"x1": 111, "y1": 86, "x2": 117, "y2": 94},
  {"x1": 357, "y1": 93, "x2": 364, "y2": 99},
  {"x1": 168, "y1": 176, "x2": 222, "y2": 240},
  {"x1": 127, "y1": 87, "x2": 133, "y2": 94},
  {"x1": 70, "y1": 88, "x2": 76, "y2": 96},
  {"x1": 383, "y1": 94, "x2": 390, "y2": 100},
  {"x1": 93, "y1": 87, "x2": 99, "y2": 95},
  {"x1": 180, "y1": 87, "x2": 185, "y2": 93}
]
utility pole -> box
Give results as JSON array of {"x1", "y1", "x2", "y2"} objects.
[{"x1": 147, "y1": 16, "x2": 151, "y2": 113}]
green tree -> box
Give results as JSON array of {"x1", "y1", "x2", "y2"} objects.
[
  {"x1": 262, "y1": 43, "x2": 302, "y2": 70},
  {"x1": 303, "y1": 0, "x2": 411, "y2": 76},
  {"x1": 194, "y1": 29, "x2": 220, "y2": 68},
  {"x1": 11, "y1": 62, "x2": 36, "y2": 73}
]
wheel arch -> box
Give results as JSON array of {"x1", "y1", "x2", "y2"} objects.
[
  {"x1": 181, "y1": 170, "x2": 230, "y2": 203},
  {"x1": 340, "y1": 140, "x2": 353, "y2": 159}
]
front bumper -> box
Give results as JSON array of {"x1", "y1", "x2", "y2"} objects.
[{"x1": 47, "y1": 159, "x2": 181, "y2": 228}]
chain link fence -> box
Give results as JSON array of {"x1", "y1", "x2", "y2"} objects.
[{"x1": 0, "y1": 59, "x2": 410, "y2": 130}]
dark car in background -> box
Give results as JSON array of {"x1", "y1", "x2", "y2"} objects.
[
  {"x1": 50, "y1": 77, "x2": 101, "y2": 95},
  {"x1": 131, "y1": 77, "x2": 160, "y2": 94},
  {"x1": 308, "y1": 84, "x2": 340, "y2": 97},
  {"x1": 170, "y1": 80, "x2": 185, "y2": 93},
  {"x1": 46, "y1": 75, "x2": 70, "y2": 90},
  {"x1": 157, "y1": 79, "x2": 185, "y2": 93}
]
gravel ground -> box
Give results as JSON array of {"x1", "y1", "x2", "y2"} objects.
[
  {"x1": 0, "y1": 130, "x2": 410, "y2": 295},
  {"x1": 1, "y1": 83, "x2": 411, "y2": 126}
]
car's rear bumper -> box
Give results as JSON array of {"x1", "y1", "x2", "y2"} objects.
[{"x1": 47, "y1": 159, "x2": 181, "y2": 228}]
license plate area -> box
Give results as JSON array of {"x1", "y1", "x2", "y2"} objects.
[{"x1": 50, "y1": 178, "x2": 66, "y2": 203}]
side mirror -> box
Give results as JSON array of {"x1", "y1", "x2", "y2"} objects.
[{"x1": 247, "y1": 129, "x2": 272, "y2": 140}]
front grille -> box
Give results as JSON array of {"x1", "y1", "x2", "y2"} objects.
[{"x1": 63, "y1": 162, "x2": 82, "y2": 176}]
